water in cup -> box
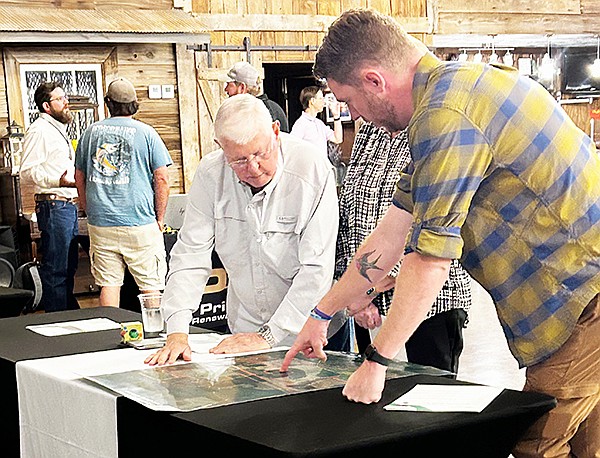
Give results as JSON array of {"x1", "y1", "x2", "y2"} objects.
[
  {"x1": 138, "y1": 292, "x2": 164, "y2": 338},
  {"x1": 142, "y1": 307, "x2": 164, "y2": 335}
]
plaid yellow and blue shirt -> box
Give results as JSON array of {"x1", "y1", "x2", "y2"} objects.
[{"x1": 393, "y1": 52, "x2": 600, "y2": 367}]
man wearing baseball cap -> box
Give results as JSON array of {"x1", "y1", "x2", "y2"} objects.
[
  {"x1": 75, "y1": 77, "x2": 172, "y2": 308},
  {"x1": 220, "y1": 61, "x2": 289, "y2": 132}
]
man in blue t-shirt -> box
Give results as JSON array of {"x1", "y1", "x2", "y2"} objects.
[{"x1": 75, "y1": 77, "x2": 172, "y2": 307}]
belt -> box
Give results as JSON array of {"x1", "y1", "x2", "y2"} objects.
[{"x1": 34, "y1": 193, "x2": 78, "y2": 204}]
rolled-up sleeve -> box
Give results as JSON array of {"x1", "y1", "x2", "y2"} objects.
[{"x1": 396, "y1": 108, "x2": 493, "y2": 260}]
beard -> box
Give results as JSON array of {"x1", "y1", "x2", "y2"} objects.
[
  {"x1": 50, "y1": 106, "x2": 73, "y2": 124},
  {"x1": 371, "y1": 102, "x2": 405, "y2": 134},
  {"x1": 364, "y1": 92, "x2": 406, "y2": 135}
]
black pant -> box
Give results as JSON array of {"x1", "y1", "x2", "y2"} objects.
[
  {"x1": 356, "y1": 309, "x2": 468, "y2": 375},
  {"x1": 405, "y1": 309, "x2": 467, "y2": 375}
]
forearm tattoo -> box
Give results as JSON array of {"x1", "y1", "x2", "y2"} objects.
[{"x1": 355, "y1": 250, "x2": 383, "y2": 282}]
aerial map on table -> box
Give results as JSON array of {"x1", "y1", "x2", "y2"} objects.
[{"x1": 86, "y1": 349, "x2": 450, "y2": 411}]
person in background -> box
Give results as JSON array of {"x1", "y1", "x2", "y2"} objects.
[
  {"x1": 221, "y1": 61, "x2": 289, "y2": 132},
  {"x1": 75, "y1": 77, "x2": 172, "y2": 307},
  {"x1": 20, "y1": 81, "x2": 80, "y2": 312},
  {"x1": 290, "y1": 86, "x2": 343, "y2": 157},
  {"x1": 282, "y1": 9, "x2": 600, "y2": 457},
  {"x1": 144, "y1": 94, "x2": 343, "y2": 366},
  {"x1": 336, "y1": 120, "x2": 471, "y2": 375}
]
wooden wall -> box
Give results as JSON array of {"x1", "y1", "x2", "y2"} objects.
[
  {"x1": 115, "y1": 43, "x2": 183, "y2": 193},
  {"x1": 2, "y1": 0, "x2": 600, "y2": 200},
  {"x1": 1, "y1": 43, "x2": 182, "y2": 214},
  {"x1": 191, "y1": 0, "x2": 427, "y2": 16},
  {"x1": 2, "y1": 0, "x2": 173, "y2": 9}
]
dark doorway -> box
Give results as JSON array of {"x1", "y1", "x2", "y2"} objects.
[{"x1": 263, "y1": 62, "x2": 323, "y2": 129}]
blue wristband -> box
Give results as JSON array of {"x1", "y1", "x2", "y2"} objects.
[{"x1": 311, "y1": 306, "x2": 333, "y2": 321}]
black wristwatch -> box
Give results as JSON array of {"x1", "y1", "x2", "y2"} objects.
[{"x1": 364, "y1": 343, "x2": 394, "y2": 367}]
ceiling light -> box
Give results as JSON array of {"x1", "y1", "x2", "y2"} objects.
[
  {"x1": 590, "y1": 35, "x2": 600, "y2": 78},
  {"x1": 538, "y1": 35, "x2": 555, "y2": 82},
  {"x1": 489, "y1": 35, "x2": 499, "y2": 63},
  {"x1": 473, "y1": 50, "x2": 483, "y2": 63},
  {"x1": 504, "y1": 50, "x2": 514, "y2": 67}
]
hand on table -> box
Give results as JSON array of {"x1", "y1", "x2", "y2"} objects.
[
  {"x1": 280, "y1": 318, "x2": 329, "y2": 372},
  {"x1": 144, "y1": 332, "x2": 191, "y2": 366},
  {"x1": 209, "y1": 332, "x2": 270, "y2": 354},
  {"x1": 342, "y1": 359, "x2": 387, "y2": 404}
]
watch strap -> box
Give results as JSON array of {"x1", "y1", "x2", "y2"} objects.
[{"x1": 364, "y1": 343, "x2": 394, "y2": 367}]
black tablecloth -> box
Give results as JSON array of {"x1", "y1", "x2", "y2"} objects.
[
  {"x1": 0, "y1": 308, "x2": 556, "y2": 458},
  {"x1": 118, "y1": 374, "x2": 555, "y2": 458}
]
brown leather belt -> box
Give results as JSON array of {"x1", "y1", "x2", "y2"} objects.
[{"x1": 34, "y1": 193, "x2": 78, "y2": 204}]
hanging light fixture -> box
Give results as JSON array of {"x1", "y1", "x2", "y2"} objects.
[
  {"x1": 473, "y1": 49, "x2": 483, "y2": 63},
  {"x1": 489, "y1": 35, "x2": 499, "y2": 63},
  {"x1": 590, "y1": 35, "x2": 600, "y2": 78},
  {"x1": 504, "y1": 50, "x2": 514, "y2": 67},
  {"x1": 458, "y1": 49, "x2": 468, "y2": 62},
  {"x1": 538, "y1": 34, "x2": 555, "y2": 82}
]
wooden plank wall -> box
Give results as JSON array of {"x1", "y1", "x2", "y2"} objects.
[
  {"x1": 192, "y1": 0, "x2": 427, "y2": 16},
  {"x1": 3, "y1": 0, "x2": 174, "y2": 9},
  {"x1": 435, "y1": 0, "x2": 600, "y2": 35},
  {"x1": 2, "y1": 43, "x2": 182, "y2": 214},
  {"x1": 115, "y1": 43, "x2": 183, "y2": 193},
  {"x1": 0, "y1": 57, "x2": 7, "y2": 138}
]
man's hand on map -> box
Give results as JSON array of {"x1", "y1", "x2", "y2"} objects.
[
  {"x1": 144, "y1": 332, "x2": 192, "y2": 366},
  {"x1": 279, "y1": 317, "x2": 329, "y2": 372},
  {"x1": 342, "y1": 357, "x2": 387, "y2": 404},
  {"x1": 209, "y1": 333, "x2": 270, "y2": 354}
]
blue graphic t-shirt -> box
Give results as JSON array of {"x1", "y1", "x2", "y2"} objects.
[{"x1": 75, "y1": 117, "x2": 172, "y2": 227}]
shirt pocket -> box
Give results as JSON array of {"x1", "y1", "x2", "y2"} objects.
[
  {"x1": 214, "y1": 213, "x2": 249, "y2": 271},
  {"x1": 262, "y1": 217, "x2": 301, "y2": 280}
]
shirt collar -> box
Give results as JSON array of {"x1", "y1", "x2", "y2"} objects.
[
  {"x1": 412, "y1": 51, "x2": 443, "y2": 112},
  {"x1": 40, "y1": 112, "x2": 68, "y2": 133},
  {"x1": 300, "y1": 111, "x2": 318, "y2": 122},
  {"x1": 253, "y1": 137, "x2": 284, "y2": 199}
]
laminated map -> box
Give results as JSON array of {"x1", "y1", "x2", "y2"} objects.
[{"x1": 86, "y1": 350, "x2": 450, "y2": 411}]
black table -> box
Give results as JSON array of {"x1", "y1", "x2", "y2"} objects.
[
  {"x1": 0, "y1": 308, "x2": 556, "y2": 458},
  {"x1": 0, "y1": 307, "x2": 138, "y2": 457}
]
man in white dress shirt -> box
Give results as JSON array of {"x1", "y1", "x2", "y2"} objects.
[
  {"x1": 145, "y1": 94, "x2": 341, "y2": 365},
  {"x1": 20, "y1": 81, "x2": 79, "y2": 312}
]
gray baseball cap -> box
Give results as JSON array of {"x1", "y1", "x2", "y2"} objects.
[
  {"x1": 220, "y1": 61, "x2": 260, "y2": 87},
  {"x1": 106, "y1": 77, "x2": 137, "y2": 103}
]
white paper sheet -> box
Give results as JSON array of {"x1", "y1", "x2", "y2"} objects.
[
  {"x1": 25, "y1": 318, "x2": 121, "y2": 336},
  {"x1": 384, "y1": 384, "x2": 504, "y2": 412}
]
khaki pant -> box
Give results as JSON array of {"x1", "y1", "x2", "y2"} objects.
[{"x1": 513, "y1": 294, "x2": 600, "y2": 458}]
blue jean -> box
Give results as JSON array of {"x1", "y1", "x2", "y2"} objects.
[{"x1": 35, "y1": 200, "x2": 79, "y2": 312}]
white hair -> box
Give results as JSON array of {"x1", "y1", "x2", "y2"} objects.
[{"x1": 214, "y1": 94, "x2": 273, "y2": 145}]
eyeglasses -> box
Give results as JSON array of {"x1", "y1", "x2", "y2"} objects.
[
  {"x1": 227, "y1": 138, "x2": 276, "y2": 171},
  {"x1": 49, "y1": 95, "x2": 69, "y2": 103}
]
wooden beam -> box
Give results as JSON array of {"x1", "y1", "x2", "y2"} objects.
[
  {"x1": 0, "y1": 32, "x2": 209, "y2": 44},
  {"x1": 437, "y1": 0, "x2": 580, "y2": 14},
  {"x1": 176, "y1": 43, "x2": 201, "y2": 193},
  {"x1": 437, "y1": 12, "x2": 600, "y2": 35},
  {"x1": 192, "y1": 13, "x2": 433, "y2": 33}
]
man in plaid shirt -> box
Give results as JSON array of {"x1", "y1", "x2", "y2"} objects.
[{"x1": 283, "y1": 9, "x2": 600, "y2": 456}]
